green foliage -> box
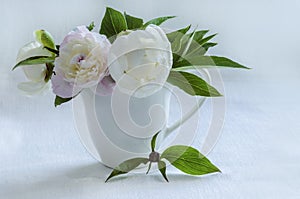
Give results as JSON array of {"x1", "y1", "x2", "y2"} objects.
[
  {"x1": 124, "y1": 12, "x2": 143, "y2": 29},
  {"x1": 106, "y1": 132, "x2": 220, "y2": 182},
  {"x1": 167, "y1": 71, "x2": 222, "y2": 97},
  {"x1": 167, "y1": 26, "x2": 249, "y2": 71},
  {"x1": 12, "y1": 56, "x2": 55, "y2": 71},
  {"x1": 142, "y1": 16, "x2": 176, "y2": 28},
  {"x1": 99, "y1": 7, "x2": 175, "y2": 42},
  {"x1": 105, "y1": 158, "x2": 149, "y2": 182},
  {"x1": 100, "y1": 7, "x2": 128, "y2": 42},
  {"x1": 54, "y1": 96, "x2": 72, "y2": 107},
  {"x1": 161, "y1": 145, "x2": 220, "y2": 175},
  {"x1": 87, "y1": 21, "x2": 95, "y2": 31},
  {"x1": 158, "y1": 161, "x2": 168, "y2": 182},
  {"x1": 44, "y1": 62, "x2": 54, "y2": 82},
  {"x1": 173, "y1": 56, "x2": 250, "y2": 69},
  {"x1": 151, "y1": 132, "x2": 159, "y2": 152},
  {"x1": 35, "y1": 30, "x2": 56, "y2": 49}
]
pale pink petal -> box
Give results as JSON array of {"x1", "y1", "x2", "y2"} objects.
[
  {"x1": 51, "y1": 73, "x2": 81, "y2": 98},
  {"x1": 95, "y1": 75, "x2": 116, "y2": 96}
]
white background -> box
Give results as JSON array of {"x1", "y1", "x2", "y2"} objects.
[{"x1": 1, "y1": 0, "x2": 300, "y2": 198}]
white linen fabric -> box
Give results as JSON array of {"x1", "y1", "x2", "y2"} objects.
[{"x1": 1, "y1": 0, "x2": 300, "y2": 198}]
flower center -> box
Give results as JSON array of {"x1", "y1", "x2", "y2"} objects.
[
  {"x1": 77, "y1": 55, "x2": 85, "y2": 63},
  {"x1": 71, "y1": 54, "x2": 86, "y2": 66}
]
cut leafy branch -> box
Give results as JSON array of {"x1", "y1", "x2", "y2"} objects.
[{"x1": 105, "y1": 132, "x2": 220, "y2": 182}]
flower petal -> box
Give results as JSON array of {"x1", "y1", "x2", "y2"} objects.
[
  {"x1": 108, "y1": 25, "x2": 172, "y2": 98},
  {"x1": 17, "y1": 41, "x2": 51, "y2": 63},
  {"x1": 17, "y1": 81, "x2": 49, "y2": 96},
  {"x1": 51, "y1": 73, "x2": 81, "y2": 98},
  {"x1": 22, "y1": 65, "x2": 47, "y2": 82},
  {"x1": 16, "y1": 41, "x2": 51, "y2": 82},
  {"x1": 55, "y1": 26, "x2": 111, "y2": 89},
  {"x1": 96, "y1": 75, "x2": 116, "y2": 96}
]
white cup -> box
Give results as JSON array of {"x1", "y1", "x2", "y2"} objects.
[{"x1": 73, "y1": 73, "x2": 209, "y2": 168}]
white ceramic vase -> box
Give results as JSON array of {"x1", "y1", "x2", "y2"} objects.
[{"x1": 73, "y1": 83, "x2": 206, "y2": 168}]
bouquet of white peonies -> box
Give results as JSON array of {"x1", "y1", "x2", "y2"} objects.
[
  {"x1": 13, "y1": 7, "x2": 248, "y2": 105},
  {"x1": 13, "y1": 7, "x2": 248, "y2": 182}
]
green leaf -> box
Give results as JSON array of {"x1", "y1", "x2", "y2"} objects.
[
  {"x1": 44, "y1": 62, "x2": 54, "y2": 82},
  {"x1": 180, "y1": 29, "x2": 197, "y2": 59},
  {"x1": 166, "y1": 25, "x2": 191, "y2": 43},
  {"x1": 183, "y1": 30, "x2": 210, "y2": 54},
  {"x1": 173, "y1": 56, "x2": 250, "y2": 69},
  {"x1": 146, "y1": 162, "x2": 152, "y2": 174},
  {"x1": 170, "y1": 29, "x2": 193, "y2": 53},
  {"x1": 171, "y1": 29, "x2": 196, "y2": 63},
  {"x1": 182, "y1": 44, "x2": 216, "y2": 61},
  {"x1": 55, "y1": 96, "x2": 72, "y2": 107},
  {"x1": 35, "y1": 30, "x2": 56, "y2": 49},
  {"x1": 44, "y1": 47, "x2": 59, "y2": 55},
  {"x1": 151, "y1": 132, "x2": 159, "y2": 152},
  {"x1": 201, "y1": 42, "x2": 218, "y2": 51},
  {"x1": 196, "y1": 33, "x2": 217, "y2": 46},
  {"x1": 12, "y1": 56, "x2": 55, "y2": 70},
  {"x1": 105, "y1": 158, "x2": 149, "y2": 182},
  {"x1": 124, "y1": 12, "x2": 143, "y2": 29},
  {"x1": 191, "y1": 30, "x2": 209, "y2": 43},
  {"x1": 168, "y1": 28, "x2": 214, "y2": 64},
  {"x1": 167, "y1": 26, "x2": 193, "y2": 63},
  {"x1": 167, "y1": 27, "x2": 218, "y2": 66},
  {"x1": 87, "y1": 21, "x2": 95, "y2": 31},
  {"x1": 100, "y1": 7, "x2": 128, "y2": 41},
  {"x1": 167, "y1": 71, "x2": 222, "y2": 97},
  {"x1": 183, "y1": 33, "x2": 217, "y2": 59},
  {"x1": 158, "y1": 161, "x2": 169, "y2": 182},
  {"x1": 161, "y1": 145, "x2": 220, "y2": 175},
  {"x1": 142, "y1": 16, "x2": 176, "y2": 28}
]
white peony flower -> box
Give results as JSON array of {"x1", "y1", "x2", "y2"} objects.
[
  {"x1": 53, "y1": 26, "x2": 111, "y2": 98},
  {"x1": 108, "y1": 24, "x2": 173, "y2": 98},
  {"x1": 16, "y1": 41, "x2": 52, "y2": 96}
]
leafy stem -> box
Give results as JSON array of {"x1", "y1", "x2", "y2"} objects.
[{"x1": 105, "y1": 132, "x2": 221, "y2": 182}]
